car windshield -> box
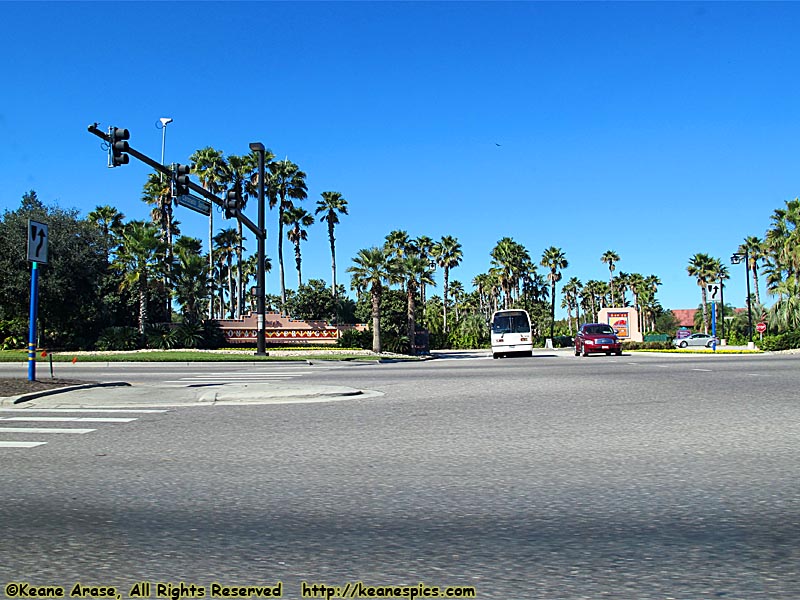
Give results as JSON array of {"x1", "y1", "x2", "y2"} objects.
[
  {"x1": 584, "y1": 325, "x2": 615, "y2": 335},
  {"x1": 492, "y1": 312, "x2": 530, "y2": 334}
]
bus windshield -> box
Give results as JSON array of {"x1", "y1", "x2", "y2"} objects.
[{"x1": 491, "y1": 311, "x2": 531, "y2": 334}]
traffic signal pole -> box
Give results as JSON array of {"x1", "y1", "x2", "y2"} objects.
[{"x1": 88, "y1": 124, "x2": 268, "y2": 352}]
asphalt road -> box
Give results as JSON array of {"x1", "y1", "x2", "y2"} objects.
[{"x1": 1, "y1": 351, "x2": 799, "y2": 599}]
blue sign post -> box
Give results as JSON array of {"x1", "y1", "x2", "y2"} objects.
[
  {"x1": 27, "y1": 220, "x2": 48, "y2": 381},
  {"x1": 28, "y1": 262, "x2": 39, "y2": 381},
  {"x1": 711, "y1": 300, "x2": 717, "y2": 352}
]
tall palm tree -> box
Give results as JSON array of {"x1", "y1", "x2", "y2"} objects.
[
  {"x1": 315, "y1": 191, "x2": 348, "y2": 296},
  {"x1": 561, "y1": 277, "x2": 583, "y2": 334},
  {"x1": 432, "y1": 235, "x2": 463, "y2": 335},
  {"x1": 414, "y1": 235, "x2": 435, "y2": 304},
  {"x1": 687, "y1": 253, "x2": 717, "y2": 334},
  {"x1": 142, "y1": 173, "x2": 177, "y2": 318},
  {"x1": 268, "y1": 159, "x2": 308, "y2": 308},
  {"x1": 190, "y1": 146, "x2": 228, "y2": 319},
  {"x1": 113, "y1": 221, "x2": 166, "y2": 333},
  {"x1": 541, "y1": 246, "x2": 568, "y2": 339},
  {"x1": 348, "y1": 247, "x2": 392, "y2": 353},
  {"x1": 284, "y1": 206, "x2": 315, "y2": 288},
  {"x1": 221, "y1": 153, "x2": 258, "y2": 317},
  {"x1": 738, "y1": 235, "x2": 764, "y2": 306},
  {"x1": 601, "y1": 250, "x2": 620, "y2": 306},
  {"x1": 213, "y1": 228, "x2": 240, "y2": 318},
  {"x1": 395, "y1": 255, "x2": 435, "y2": 347},
  {"x1": 87, "y1": 205, "x2": 125, "y2": 263},
  {"x1": 627, "y1": 273, "x2": 646, "y2": 332}
]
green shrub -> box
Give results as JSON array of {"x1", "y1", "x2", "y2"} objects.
[
  {"x1": 96, "y1": 326, "x2": 140, "y2": 351},
  {"x1": 552, "y1": 335, "x2": 574, "y2": 348},
  {"x1": 145, "y1": 324, "x2": 178, "y2": 350},
  {"x1": 0, "y1": 318, "x2": 27, "y2": 350},
  {"x1": 622, "y1": 341, "x2": 673, "y2": 351},
  {"x1": 176, "y1": 322, "x2": 204, "y2": 349},
  {"x1": 337, "y1": 328, "x2": 371, "y2": 350},
  {"x1": 200, "y1": 320, "x2": 225, "y2": 349},
  {"x1": 759, "y1": 330, "x2": 800, "y2": 351}
]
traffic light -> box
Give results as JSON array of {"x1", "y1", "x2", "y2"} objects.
[
  {"x1": 174, "y1": 164, "x2": 191, "y2": 197},
  {"x1": 109, "y1": 127, "x2": 130, "y2": 167},
  {"x1": 225, "y1": 186, "x2": 240, "y2": 219}
]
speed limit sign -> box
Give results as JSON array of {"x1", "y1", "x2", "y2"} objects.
[{"x1": 756, "y1": 322, "x2": 767, "y2": 333}]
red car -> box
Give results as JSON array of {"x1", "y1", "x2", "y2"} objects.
[{"x1": 575, "y1": 323, "x2": 622, "y2": 356}]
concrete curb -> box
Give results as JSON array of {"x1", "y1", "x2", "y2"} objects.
[{"x1": 2, "y1": 382, "x2": 131, "y2": 406}]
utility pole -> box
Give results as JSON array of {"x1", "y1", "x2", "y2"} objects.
[{"x1": 250, "y1": 142, "x2": 268, "y2": 356}]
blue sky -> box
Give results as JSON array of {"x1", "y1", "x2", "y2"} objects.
[{"x1": 2, "y1": 1, "x2": 797, "y2": 317}]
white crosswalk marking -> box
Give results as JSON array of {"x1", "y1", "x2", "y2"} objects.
[
  {"x1": 0, "y1": 441, "x2": 46, "y2": 448},
  {"x1": 0, "y1": 407, "x2": 164, "y2": 450},
  {"x1": 0, "y1": 427, "x2": 95, "y2": 434}
]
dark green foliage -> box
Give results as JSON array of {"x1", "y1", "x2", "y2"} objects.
[
  {"x1": 200, "y1": 320, "x2": 225, "y2": 349},
  {"x1": 285, "y1": 279, "x2": 344, "y2": 322},
  {"x1": 552, "y1": 335, "x2": 574, "y2": 348},
  {"x1": 0, "y1": 191, "x2": 108, "y2": 349},
  {"x1": 758, "y1": 330, "x2": 800, "y2": 351},
  {"x1": 145, "y1": 324, "x2": 178, "y2": 350},
  {"x1": 0, "y1": 318, "x2": 27, "y2": 350},
  {"x1": 96, "y1": 326, "x2": 140, "y2": 351},
  {"x1": 176, "y1": 322, "x2": 205, "y2": 349},
  {"x1": 355, "y1": 289, "x2": 409, "y2": 353},
  {"x1": 337, "y1": 328, "x2": 371, "y2": 349}
]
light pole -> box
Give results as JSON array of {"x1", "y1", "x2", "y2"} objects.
[
  {"x1": 731, "y1": 250, "x2": 753, "y2": 344},
  {"x1": 158, "y1": 117, "x2": 173, "y2": 181},
  {"x1": 249, "y1": 142, "x2": 267, "y2": 356}
]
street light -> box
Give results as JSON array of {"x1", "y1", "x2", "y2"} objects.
[
  {"x1": 731, "y1": 250, "x2": 754, "y2": 344},
  {"x1": 158, "y1": 117, "x2": 173, "y2": 181}
]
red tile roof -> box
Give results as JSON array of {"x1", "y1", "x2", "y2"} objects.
[{"x1": 672, "y1": 309, "x2": 696, "y2": 327}]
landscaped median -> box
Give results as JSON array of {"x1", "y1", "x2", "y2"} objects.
[{"x1": 0, "y1": 348, "x2": 420, "y2": 363}]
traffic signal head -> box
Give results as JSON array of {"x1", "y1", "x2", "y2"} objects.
[
  {"x1": 225, "y1": 187, "x2": 240, "y2": 219},
  {"x1": 109, "y1": 127, "x2": 130, "y2": 167},
  {"x1": 174, "y1": 164, "x2": 191, "y2": 197}
]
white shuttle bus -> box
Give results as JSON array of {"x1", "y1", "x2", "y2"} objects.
[{"x1": 490, "y1": 309, "x2": 533, "y2": 358}]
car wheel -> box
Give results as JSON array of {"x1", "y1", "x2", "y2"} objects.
[
  {"x1": 582, "y1": 348, "x2": 589, "y2": 357},
  {"x1": 615, "y1": 350, "x2": 622, "y2": 356},
  {"x1": 679, "y1": 341, "x2": 688, "y2": 348},
  {"x1": 706, "y1": 340, "x2": 715, "y2": 348}
]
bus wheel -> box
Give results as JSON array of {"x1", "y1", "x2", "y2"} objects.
[{"x1": 492, "y1": 353, "x2": 498, "y2": 359}]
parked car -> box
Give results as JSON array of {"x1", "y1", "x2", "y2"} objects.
[
  {"x1": 575, "y1": 323, "x2": 622, "y2": 356},
  {"x1": 672, "y1": 333, "x2": 719, "y2": 348}
]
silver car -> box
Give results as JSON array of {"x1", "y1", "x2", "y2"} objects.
[{"x1": 673, "y1": 333, "x2": 719, "y2": 348}]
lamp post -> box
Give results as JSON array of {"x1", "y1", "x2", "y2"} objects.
[
  {"x1": 731, "y1": 250, "x2": 753, "y2": 344},
  {"x1": 158, "y1": 117, "x2": 173, "y2": 181},
  {"x1": 249, "y1": 142, "x2": 267, "y2": 356}
]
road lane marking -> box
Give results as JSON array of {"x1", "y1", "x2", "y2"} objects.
[
  {"x1": 0, "y1": 441, "x2": 47, "y2": 448},
  {"x1": 0, "y1": 427, "x2": 95, "y2": 434},
  {"x1": 0, "y1": 408, "x2": 166, "y2": 414},
  {"x1": 691, "y1": 368, "x2": 713, "y2": 372},
  {"x1": 0, "y1": 417, "x2": 137, "y2": 423}
]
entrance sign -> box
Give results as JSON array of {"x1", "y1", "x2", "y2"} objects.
[{"x1": 27, "y1": 220, "x2": 49, "y2": 264}]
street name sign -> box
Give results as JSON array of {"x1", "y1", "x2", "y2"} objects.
[
  {"x1": 27, "y1": 220, "x2": 48, "y2": 264},
  {"x1": 177, "y1": 194, "x2": 212, "y2": 217}
]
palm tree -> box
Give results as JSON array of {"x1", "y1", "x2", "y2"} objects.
[
  {"x1": 601, "y1": 250, "x2": 620, "y2": 306},
  {"x1": 142, "y1": 173, "x2": 176, "y2": 318},
  {"x1": 541, "y1": 246, "x2": 568, "y2": 339},
  {"x1": 268, "y1": 159, "x2": 308, "y2": 308},
  {"x1": 348, "y1": 247, "x2": 392, "y2": 353},
  {"x1": 432, "y1": 235, "x2": 463, "y2": 335},
  {"x1": 87, "y1": 205, "x2": 125, "y2": 262},
  {"x1": 190, "y1": 146, "x2": 228, "y2": 319},
  {"x1": 561, "y1": 277, "x2": 583, "y2": 334},
  {"x1": 395, "y1": 255, "x2": 435, "y2": 348},
  {"x1": 315, "y1": 191, "x2": 348, "y2": 296},
  {"x1": 113, "y1": 221, "x2": 166, "y2": 333},
  {"x1": 284, "y1": 206, "x2": 315, "y2": 288},
  {"x1": 221, "y1": 153, "x2": 258, "y2": 317},
  {"x1": 213, "y1": 228, "x2": 239, "y2": 318},
  {"x1": 738, "y1": 236, "x2": 764, "y2": 306},
  {"x1": 172, "y1": 238, "x2": 210, "y2": 324},
  {"x1": 687, "y1": 253, "x2": 717, "y2": 333},
  {"x1": 414, "y1": 235, "x2": 435, "y2": 304},
  {"x1": 627, "y1": 273, "x2": 646, "y2": 332}
]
